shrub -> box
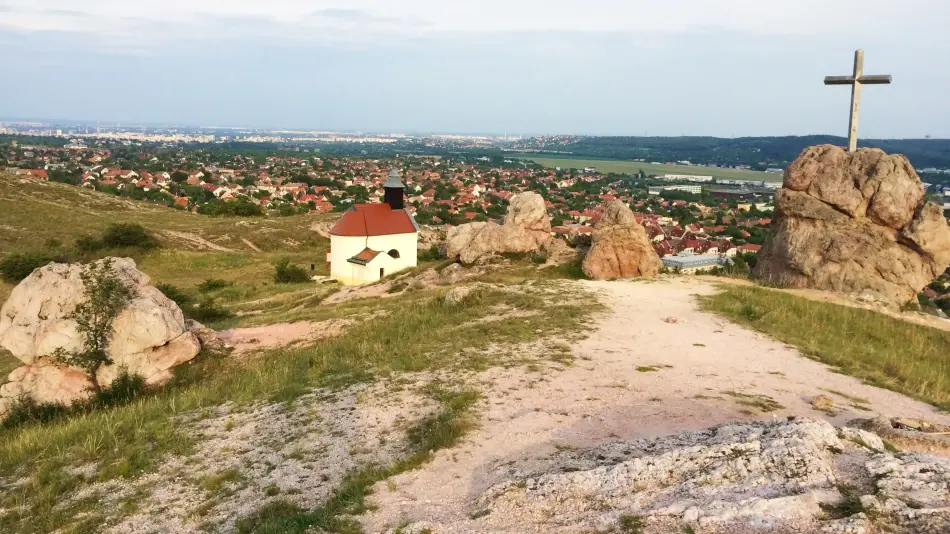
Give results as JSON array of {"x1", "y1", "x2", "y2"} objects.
[
  {"x1": 274, "y1": 259, "x2": 310, "y2": 284},
  {"x1": 417, "y1": 244, "x2": 442, "y2": 262},
  {"x1": 1, "y1": 397, "x2": 70, "y2": 430},
  {"x1": 155, "y1": 283, "x2": 194, "y2": 308},
  {"x1": 198, "y1": 278, "x2": 233, "y2": 293},
  {"x1": 2, "y1": 371, "x2": 148, "y2": 430},
  {"x1": 54, "y1": 259, "x2": 136, "y2": 394},
  {"x1": 75, "y1": 235, "x2": 104, "y2": 253},
  {"x1": 101, "y1": 223, "x2": 157, "y2": 249},
  {"x1": 188, "y1": 297, "x2": 235, "y2": 323},
  {"x1": 0, "y1": 252, "x2": 57, "y2": 283},
  {"x1": 93, "y1": 371, "x2": 147, "y2": 408}
]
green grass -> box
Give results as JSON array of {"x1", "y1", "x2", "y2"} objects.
[
  {"x1": 722, "y1": 391, "x2": 784, "y2": 413},
  {"x1": 700, "y1": 285, "x2": 950, "y2": 410},
  {"x1": 0, "y1": 283, "x2": 597, "y2": 533},
  {"x1": 516, "y1": 154, "x2": 780, "y2": 182}
]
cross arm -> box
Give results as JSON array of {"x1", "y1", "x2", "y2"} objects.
[
  {"x1": 858, "y1": 74, "x2": 892, "y2": 84},
  {"x1": 824, "y1": 76, "x2": 855, "y2": 85}
]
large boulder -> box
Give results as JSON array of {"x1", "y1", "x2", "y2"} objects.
[
  {"x1": 582, "y1": 200, "x2": 661, "y2": 279},
  {"x1": 754, "y1": 145, "x2": 950, "y2": 307},
  {"x1": 0, "y1": 258, "x2": 201, "y2": 398},
  {"x1": 442, "y1": 192, "x2": 552, "y2": 263},
  {"x1": 0, "y1": 360, "x2": 95, "y2": 413}
]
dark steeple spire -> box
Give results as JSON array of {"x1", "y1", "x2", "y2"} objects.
[{"x1": 384, "y1": 168, "x2": 405, "y2": 210}]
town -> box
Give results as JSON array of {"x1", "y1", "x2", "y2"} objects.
[{"x1": 1, "y1": 136, "x2": 774, "y2": 273}]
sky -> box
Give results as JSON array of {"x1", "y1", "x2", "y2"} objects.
[{"x1": 1, "y1": 1, "x2": 949, "y2": 137}]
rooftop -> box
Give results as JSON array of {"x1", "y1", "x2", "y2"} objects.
[{"x1": 329, "y1": 203, "x2": 420, "y2": 237}]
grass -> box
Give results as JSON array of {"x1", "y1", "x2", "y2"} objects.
[
  {"x1": 516, "y1": 154, "x2": 780, "y2": 182},
  {"x1": 234, "y1": 386, "x2": 479, "y2": 534},
  {"x1": 700, "y1": 285, "x2": 950, "y2": 410},
  {"x1": 722, "y1": 391, "x2": 784, "y2": 413},
  {"x1": 0, "y1": 283, "x2": 597, "y2": 533},
  {"x1": 0, "y1": 173, "x2": 325, "y2": 254}
]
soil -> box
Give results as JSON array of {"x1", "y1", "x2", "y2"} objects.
[
  {"x1": 359, "y1": 277, "x2": 950, "y2": 533},
  {"x1": 217, "y1": 319, "x2": 352, "y2": 354}
]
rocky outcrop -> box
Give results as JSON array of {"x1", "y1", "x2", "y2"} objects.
[
  {"x1": 463, "y1": 418, "x2": 950, "y2": 533},
  {"x1": 755, "y1": 145, "x2": 950, "y2": 307},
  {"x1": 0, "y1": 258, "x2": 201, "y2": 410},
  {"x1": 582, "y1": 200, "x2": 661, "y2": 279},
  {"x1": 0, "y1": 360, "x2": 95, "y2": 409},
  {"x1": 442, "y1": 192, "x2": 552, "y2": 264}
]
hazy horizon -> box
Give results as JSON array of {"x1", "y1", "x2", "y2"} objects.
[{"x1": 2, "y1": 1, "x2": 949, "y2": 138}]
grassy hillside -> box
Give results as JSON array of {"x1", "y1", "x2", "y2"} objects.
[{"x1": 0, "y1": 173, "x2": 329, "y2": 303}]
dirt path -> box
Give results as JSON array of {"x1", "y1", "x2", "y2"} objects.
[
  {"x1": 240, "y1": 238, "x2": 262, "y2": 252},
  {"x1": 360, "y1": 277, "x2": 950, "y2": 533},
  {"x1": 162, "y1": 231, "x2": 233, "y2": 252}
]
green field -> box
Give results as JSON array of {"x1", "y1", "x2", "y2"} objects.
[{"x1": 517, "y1": 154, "x2": 783, "y2": 183}]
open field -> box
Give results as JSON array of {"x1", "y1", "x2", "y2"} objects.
[{"x1": 516, "y1": 154, "x2": 782, "y2": 182}]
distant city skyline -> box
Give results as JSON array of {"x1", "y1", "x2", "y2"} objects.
[{"x1": 1, "y1": 1, "x2": 949, "y2": 138}]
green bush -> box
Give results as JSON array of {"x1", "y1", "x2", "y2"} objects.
[
  {"x1": 75, "y1": 236, "x2": 104, "y2": 253},
  {"x1": 197, "y1": 278, "x2": 233, "y2": 293},
  {"x1": 2, "y1": 371, "x2": 147, "y2": 430},
  {"x1": 188, "y1": 297, "x2": 234, "y2": 323},
  {"x1": 155, "y1": 283, "x2": 194, "y2": 308},
  {"x1": 93, "y1": 371, "x2": 147, "y2": 408},
  {"x1": 101, "y1": 223, "x2": 158, "y2": 249},
  {"x1": 417, "y1": 244, "x2": 442, "y2": 262},
  {"x1": 1, "y1": 397, "x2": 70, "y2": 430},
  {"x1": 0, "y1": 252, "x2": 58, "y2": 283},
  {"x1": 274, "y1": 259, "x2": 310, "y2": 284}
]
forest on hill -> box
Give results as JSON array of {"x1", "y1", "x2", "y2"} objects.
[{"x1": 515, "y1": 136, "x2": 950, "y2": 170}]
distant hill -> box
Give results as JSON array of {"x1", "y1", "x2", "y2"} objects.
[{"x1": 513, "y1": 136, "x2": 950, "y2": 170}]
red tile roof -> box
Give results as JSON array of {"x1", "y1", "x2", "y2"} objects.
[
  {"x1": 329, "y1": 203, "x2": 418, "y2": 237},
  {"x1": 348, "y1": 248, "x2": 382, "y2": 265}
]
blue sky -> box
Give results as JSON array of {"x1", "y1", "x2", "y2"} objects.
[{"x1": 1, "y1": 0, "x2": 948, "y2": 137}]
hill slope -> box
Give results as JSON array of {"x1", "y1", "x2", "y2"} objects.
[{"x1": 0, "y1": 173, "x2": 328, "y2": 301}]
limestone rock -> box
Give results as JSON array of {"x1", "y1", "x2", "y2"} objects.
[
  {"x1": 0, "y1": 360, "x2": 95, "y2": 410},
  {"x1": 755, "y1": 145, "x2": 950, "y2": 307},
  {"x1": 472, "y1": 418, "x2": 950, "y2": 533},
  {"x1": 442, "y1": 192, "x2": 552, "y2": 263},
  {"x1": 186, "y1": 319, "x2": 225, "y2": 352},
  {"x1": 0, "y1": 258, "x2": 200, "y2": 395},
  {"x1": 444, "y1": 285, "x2": 478, "y2": 306},
  {"x1": 582, "y1": 200, "x2": 660, "y2": 279}
]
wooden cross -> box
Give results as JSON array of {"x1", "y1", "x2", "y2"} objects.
[{"x1": 824, "y1": 49, "x2": 892, "y2": 152}]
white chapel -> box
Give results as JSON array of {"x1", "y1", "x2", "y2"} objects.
[{"x1": 327, "y1": 169, "x2": 420, "y2": 285}]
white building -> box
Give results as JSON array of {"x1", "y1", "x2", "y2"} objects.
[
  {"x1": 648, "y1": 184, "x2": 703, "y2": 195},
  {"x1": 328, "y1": 170, "x2": 420, "y2": 286},
  {"x1": 657, "y1": 174, "x2": 714, "y2": 183}
]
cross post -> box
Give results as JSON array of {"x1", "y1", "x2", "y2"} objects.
[{"x1": 824, "y1": 49, "x2": 892, "y2": 152}]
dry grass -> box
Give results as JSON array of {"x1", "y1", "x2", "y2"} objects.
[
  {"x1": 0, "y1": 173, "x2": 326, "y2": 254},
  {"x1": 700, "y1": 285, "x2": 950, "y2": 410}
]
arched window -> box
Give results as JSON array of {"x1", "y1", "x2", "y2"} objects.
[{"x1": 388, "y1": 249, "x2": 400, "y2": 259}]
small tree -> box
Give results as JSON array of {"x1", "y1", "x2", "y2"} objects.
[{"x1": 55, "y1": 260, "x2": 135, "y2": 393}]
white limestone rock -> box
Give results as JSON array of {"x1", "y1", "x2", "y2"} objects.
[{"x1": 0, "y1": 258, "x2": 200, "y2": 396}]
